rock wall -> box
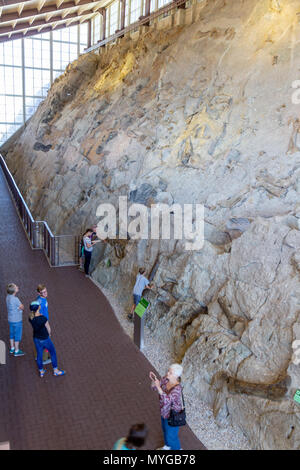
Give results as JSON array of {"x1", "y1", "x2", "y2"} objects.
[{"x1": 3, "y1": 0, "x2": 300, "y2": 449}]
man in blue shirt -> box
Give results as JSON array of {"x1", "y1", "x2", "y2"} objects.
[{"x1": 36, "y1": 284, "x2": 49, "y2": 320}]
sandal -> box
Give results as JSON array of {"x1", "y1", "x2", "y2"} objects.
[
  {"x1": 39, "y1": 369, "x2": 46, "y2": 378},
  {"x1": 53, "y1": 369, "x2": 66, "y2": 377}
]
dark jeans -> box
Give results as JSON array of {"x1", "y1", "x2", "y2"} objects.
[
  {"x1": 161, "y1": 417, "x2": 181, "y2": 450},
  {"x1": 84, "y1": 250, "x2": 92, "y2": 275},
  {"x1": 34, "y1": 337, "x2": 58, "y2": 370}
]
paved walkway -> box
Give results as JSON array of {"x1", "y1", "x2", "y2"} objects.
[{"x1": 0, "y1": 168, "x2": 205, "y2": 450}]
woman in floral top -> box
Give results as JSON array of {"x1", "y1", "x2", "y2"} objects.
[{"x1": 150, "y1": 364, "x2": 184, "y2": 450}]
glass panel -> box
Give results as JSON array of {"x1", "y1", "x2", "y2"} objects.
[
  {"x1": 110, "y1": 1, "x2": 119, "y2": 34},
  {"x1": 24, "y1": 39, "x2": 33, "y2": 67},
  {"x1": 12, "y1": 67, "x2": 22, "y2": 95},
  {"x1": 70, "y1": 25, "x2": 79, "y2": 43},
  {"x1": 150, "y1": 0, "x2": 155, "y2": 12},
  {"x1": 12, "y1": 39, "x2": 22, "y2": 66},
  {"x1": 0, "y1": 24, "x2": 82, "y2": 145},
  {"x1": 25, "y1": 68, "x2": 34, "y2": 96},
  {"x1": 130, "y1": 0, "x2": 141, "y2": 23},
  {"x1": 52, "y1": 30, "x2": 62, "y2": 41},
  {"x1": 79, "y1": 23, "x2": 88, "y2": 45},
  {"x1": 94, "y1": 14, "x2": 101, "y2": 43},
  {"x1": 125, "y1": 2, "x2": 129, "y2": 26},
  {"x1": 0, "y1": 44, "x2": 4, "y2": 64},
  {"x1": 158, "y1": 0, "x2": 171, "y2": 7}
]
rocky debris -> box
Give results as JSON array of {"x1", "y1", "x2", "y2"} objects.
[
  {"x1": 129, "y1": 183, "x2": 158, "y2": 206},
  {"x1": 33, "y1": 142, "x2": 52, "y2": 152},
  {"x1": 3, "y1": 0, "x2": 300, "y2": 450}
]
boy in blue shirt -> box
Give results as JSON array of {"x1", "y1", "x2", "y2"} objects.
[{"x1": 128, "y1": 268, "x2": 153, "y2": 321}]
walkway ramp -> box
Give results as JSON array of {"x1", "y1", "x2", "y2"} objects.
[{"x1": 0, "y1": 167, "x2": 205, "y2": 450}]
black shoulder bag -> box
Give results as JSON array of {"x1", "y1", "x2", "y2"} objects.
[{"x1": 168, "y1": 386, "x2": 186, "y2": 427}]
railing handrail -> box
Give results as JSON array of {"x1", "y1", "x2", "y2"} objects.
[
  {"x1": 0, "y1": 153, "x2": 35, "y2": 224},
  {"x1": 84, "y1": 0, "x2": 188, "y2": 54},
  {"x1": 0, "y1": 153, "x2": 79, "y2": 267}
]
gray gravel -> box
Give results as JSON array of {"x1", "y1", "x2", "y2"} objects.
[{"x1": 92, "y1": 279, "x2": 252, "y2": 450}]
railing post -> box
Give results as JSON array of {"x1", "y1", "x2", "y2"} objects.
[
  {"x1": 55, "y1": 237, "x2": 59, "y2": 266},
  {"x1": 133, "y1": 300, "x2": 150, "y2": 350},
  {"x1": 50, "y1": 236, "x2": 56, "y2": 267},
  {"x1": 33, "y1": 221, "x2": 39, "y2": 248}
]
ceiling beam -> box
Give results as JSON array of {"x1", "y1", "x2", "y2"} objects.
[
  {"x1": 0, "y1": 17, "x2": 87, "y2": 42},
  {"x1": 0, "y1": 9, "x2": 94, "y2": 34},
  {"x1": 0, "y1": 0, "x2": 33, "y2": 7},
  {"x1": 0, "y1": 0, "x2": 103, "y2": 24}
]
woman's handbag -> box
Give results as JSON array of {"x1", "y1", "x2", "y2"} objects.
[{"x1": 168, "y1": 387, "x2": 186, "y2": 427}]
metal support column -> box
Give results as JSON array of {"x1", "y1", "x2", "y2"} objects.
[
  {"x1": 99, "y1": 8, "x2": 106, "y2": 44},
  {"x1": 21, "y1": 38, "x2": 26, "y2": 125},
  {"x1": 144, "y1": 0, "x2": 151, "y2": 25},
  {"x1": 87, "y1": 19, "x2": 92, "y2": 48}
]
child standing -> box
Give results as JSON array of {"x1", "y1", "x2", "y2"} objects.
[
  {"x1": 6, "y1": 283, "x2": 25, "y2": 357},
  {"x1": 127, "y1": 268, "x2": 153, "y2": 321}
]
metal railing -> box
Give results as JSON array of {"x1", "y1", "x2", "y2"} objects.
[
  {"x1": 84, "y1": 0, "x2": 188, "y2": 54},
  {"x1": 0, "y1": 153, "x2": 80, "y2": 267}
]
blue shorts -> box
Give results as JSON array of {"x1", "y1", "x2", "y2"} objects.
[
  {"x1": 133, "y1": 294, "x2": 141, "y2": 306},
  {"x1": 9, "y1": 321, "x2": 23, "y2": 342}
]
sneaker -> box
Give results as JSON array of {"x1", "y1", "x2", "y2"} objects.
[
  {"x1": 14, "y1": 350, "x2": 25, "y2": 357},
  {"x1": 9, "y1": 348, "x2": 15, "y2": 354},
  {"x1": 157, "y1": 445, "x2": 171, "y2": 450},
  {"x1": 127, "y1": 313, "x2": 133, "y2": 321}
]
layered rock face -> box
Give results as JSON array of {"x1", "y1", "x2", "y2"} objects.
[{"x1": 3, "y1": 0, "x2": 300, "y2": 449}]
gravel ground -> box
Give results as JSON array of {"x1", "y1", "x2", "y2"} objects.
[{"x1": 92, "y1": 279, "x2": 252, "y2": 450}]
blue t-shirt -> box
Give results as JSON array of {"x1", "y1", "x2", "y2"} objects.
[
  {"x1": 6, "y1": 295, "x2": 22, "y2": 323},
  {"x1": 133, "y1": 274, "x2": 149, "y2": 296},
  {"x1": 36, "y1": 295, "x2": 49, "y2": 320}
]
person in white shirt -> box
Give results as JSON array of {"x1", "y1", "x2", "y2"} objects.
[{"x1": 128, "y1": 268, "x2": 153, "y2": 320}]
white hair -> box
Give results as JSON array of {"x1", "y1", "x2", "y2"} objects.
[{"x1": 170, "y1": 363, "x2": 183, "y2": 378}]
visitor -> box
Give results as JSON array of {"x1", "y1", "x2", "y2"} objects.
[
  {"x1": 79, "y1": 225, "x2": 98, "y2": 271},
  {"x1": 6, "y1": 283, "x2": 25, "y2": 357},
  {"x1": 82, "y1": 228, "x2": 101, "y2": 277},
  {"x1": 28, "y1": 301, "x2": 65, "y2": 378},
  {"x1": 113, "y1": 423, "x2": 148, "y2": 450},
  {"x1": 36, "y1": 284, "x2": 49, "y2": 320},
  {"x1": 128, "y1": 268, "x2": 153, "y2": 320},
  {"x1": 149, "y1": 364, "x2": 185, "y2": 450},
  {"x1": 36, "y1": 284, "x2": 51, "y2": 365}
]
